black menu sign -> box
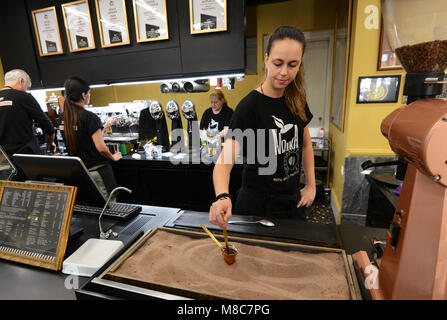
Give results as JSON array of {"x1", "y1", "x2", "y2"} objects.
[{"x1": 0, "y1": 181, "x2": 76, "y2": 271}]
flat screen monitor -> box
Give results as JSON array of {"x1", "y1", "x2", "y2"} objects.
[
  {"x1": 0, "y1": 145, "x2": 17, "y2": 181},
  {"x1": 12, "y1": 154, "x2": 107, "y2": 206}
]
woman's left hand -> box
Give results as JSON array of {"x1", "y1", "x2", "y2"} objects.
[{"x1": 297, "y1": 185, "x2": 316, "y2": 208}]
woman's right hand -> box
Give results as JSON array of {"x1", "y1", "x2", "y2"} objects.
[
  {"x1": 209, "y1": 198, "x2": 232, "y2": 229},
  {"x1": 104, "y1": 117, "x2": 117, "y2": 129},
  {"x1": 112, "y1": 152, "x2": 122, "y2": 161}
]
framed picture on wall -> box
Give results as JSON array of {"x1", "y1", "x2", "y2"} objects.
[
  {"x1": 189, "y1": 0, "x2": 227, "y2": 34},
  {"x1": 133, "y1": 0, "x2": 169, "y2": 42},
  {"x1": 61, "y1": 0, "x2": 96, "y2": 52},
  {"x1": 356, "y1": 75, "x2": 401, "y2": 104},
  {"x1": 377, "y1": 18, "x2": 401, "y2": 70},
  {"x1": 95, "y1": 0, "x2": 130, "y2": 47},
  {"x1": 31, "y1": 6, "x2": 64, "y2": 56}
]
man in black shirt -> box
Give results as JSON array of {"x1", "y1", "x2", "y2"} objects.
[{"x1": 0, "y1": 69, "x2": 55, "y2": 156}]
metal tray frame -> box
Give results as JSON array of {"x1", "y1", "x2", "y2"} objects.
[{"x1": 92, "y1": 227, "x2": 360, "y2": 300}]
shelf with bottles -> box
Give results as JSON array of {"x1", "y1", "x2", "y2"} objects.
[{"x1": 311, "y1": 137, "x2": 330, "y2": 151}]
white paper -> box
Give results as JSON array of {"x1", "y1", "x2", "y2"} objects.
[
  {"x1": 64, "y1": 2, "x2": 94, "y2": 50},
  {"x1": 97, "y1": 0, "x2": 129, "y2": 45},
  {"x1": 174, "y1": 153, "x2": 187, "y2": 159},
  {"x1": 135, "y1": 0, "x2": 168, "y2": 40},
  {"x1": 191, "y1": 0, "x2": 225, "y2": 31},
  {"x1": 34, "y1": 9, "x2": 62, "y2": 54},
  {"x1": 161, "y1": 152, "x2": 174, "y2": 157}
]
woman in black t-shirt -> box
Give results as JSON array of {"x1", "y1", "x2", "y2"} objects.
[
  {"x1": 209, "y1": 26, "x2": 316, "y2": 228},
  {"x1": 200, "y1": 90, "x2": 233, "y2": 139},
  {"x1": 63, "y1": 76, "x2": 122, "y2": 199}
]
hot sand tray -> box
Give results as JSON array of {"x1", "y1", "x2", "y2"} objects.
[{"x1": 88, "y1": 227, "x2": 360, "y2": 300}]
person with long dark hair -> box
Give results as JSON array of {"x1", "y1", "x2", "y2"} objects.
[
  {"x1": 209, "y1": 26, "x2": 316, "y2": 227},
  {"x1": 63, "y1": 76, "x2": 122, "y2": 199}
]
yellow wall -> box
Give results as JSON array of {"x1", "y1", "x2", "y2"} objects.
[{"x1": 329, "y1": 0, "x2": 406, "y2": 222}]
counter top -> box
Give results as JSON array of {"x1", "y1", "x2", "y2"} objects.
[
  {"x1": 0, "y1": 204, "x2": 385, "y2": 300},
  {"x1": 0, "y1": 204, "x2": 181, "y2": 300}
]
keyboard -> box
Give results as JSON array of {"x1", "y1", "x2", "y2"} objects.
[{"x1": 73, "y1": 202, "x2": 142, "y2": 220}]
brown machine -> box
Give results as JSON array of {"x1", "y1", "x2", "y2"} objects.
[{"x1": 353, "y1": 0, "x2": 447, "y2": 299}]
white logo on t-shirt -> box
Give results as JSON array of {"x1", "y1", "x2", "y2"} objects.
[
  {"x1": 208, "y1": 118, "x2": 219, "y2": 130},
  {"x1": 270, "y1": 115, "x2": 299, "y2": 156},
  {"x1": 272, "y1": 115, "x2": 293, "y2": 134}
]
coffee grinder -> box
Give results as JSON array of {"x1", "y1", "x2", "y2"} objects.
[{"x1": 353, "y1": 0, "x2": 447, "y2": 299}]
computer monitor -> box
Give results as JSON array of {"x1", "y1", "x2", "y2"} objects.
[
  {"x1": 12, "y1": 154, "x2": 107, "y2": 206},
  {"x1": 0, "y1": 145, "x2": 17, "y2": 181}
]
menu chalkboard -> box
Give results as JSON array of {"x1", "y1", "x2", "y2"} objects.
[{"x1": 0, "y1": 181, "x2": 77, "y2": 270}]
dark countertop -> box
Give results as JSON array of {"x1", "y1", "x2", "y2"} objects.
[
  {"x1": 0, "y1": 204, "x2": 181, "y2": 300},
  {"x1": 0, "y1": 203, "x2": 386, "y2": 299}
]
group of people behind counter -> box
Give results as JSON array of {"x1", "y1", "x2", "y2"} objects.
[
  {"x1": 0, "y1": 69, "x2": 234, "y2": 200},
  {"x1": 0, "y1": 25, "x2": 316, "y2": 229},
  {"x1": 0, "y1": 70, "x2": 121, "y2": 199}
]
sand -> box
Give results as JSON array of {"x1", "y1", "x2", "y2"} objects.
[{"x1": 110, "y1": 230, "x2": 351, "y2": 300}]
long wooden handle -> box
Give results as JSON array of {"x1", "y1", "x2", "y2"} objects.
[
  {"x1": 200, "y1": 224, "x2": 223, "y2": 249},
  {"x1": 220, "y1": 212, "x2": 230, "y2": 254}
]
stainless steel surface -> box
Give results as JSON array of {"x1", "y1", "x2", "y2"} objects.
[
  {"x1": 91, "y1": 278, "x2": 191, "y2": 300},
  {"x1": 227, "y1": 219, "x2": 275, "y2": 227},
  {"x1": 103, "y1": 133, "x2": 138, "y2": 142}
]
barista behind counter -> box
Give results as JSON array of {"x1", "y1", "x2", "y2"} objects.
[{"x1": 200, "y1": 91, "x2": 233, "y2": 139}]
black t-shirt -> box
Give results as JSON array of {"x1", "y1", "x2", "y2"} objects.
[
  {"x1": 0, "y1": 88, "x2": 54, "y2": 155},
  {"x1": 228, "y1": 90, "x2": 313, "y2": 195},
  {"x1": 200, "y1": 105, "x2": 234, "y2": 131},
  {"x1": 69, "y1": 109, "x2": 108, "y2": 169}
]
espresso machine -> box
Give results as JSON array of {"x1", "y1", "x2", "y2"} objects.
[
  {"x1": 166, "y1": 100, "x2": 184, "y2": 148},
  {"x1": 354, "y1": 0, "x2": 447, "y2": 299},
  {"x1": 181, "y1": 99, "x2": 200, "y2": 152},
  {"x1": 149, "y1": 100, "x2": 170, "y2": 152}
]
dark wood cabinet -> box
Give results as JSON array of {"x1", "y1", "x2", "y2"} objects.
[{"x1": 111, "y1": 158, "x2": 243, "y2": 212}]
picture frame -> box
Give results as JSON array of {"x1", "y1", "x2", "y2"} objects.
[
  {"x1": 31, "y1": 6, "x2": 64, "y2": 56},
  {"x1": 0, "y1": 180, "x2": 77, "y2": 271},
  {"x1": 95, "y1": 0, "x2": 130, "y2": 48},
  {"x1": 357, "y1": 75, "x2": 401, "y2": 104},
  {"x1": 377, "y1": 18, "x2": 401, "y2": 71},
  {"x1": 189, "y1": 0, "x2": 227, "y2": 35},
  {"x1": 133, "y1": 0, "x2": 169, "y2": 42},
  {"x1": 61, "y1": 0, "x2": 96, "y2": 52}
]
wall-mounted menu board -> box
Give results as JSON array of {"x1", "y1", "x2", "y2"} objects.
[{"x1": 0, "y1": 181, "x2": 77, "y2": 271}]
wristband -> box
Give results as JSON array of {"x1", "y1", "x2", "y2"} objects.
[{"x1": 215, "y1": 193, "x2": 233, "y2": 203}]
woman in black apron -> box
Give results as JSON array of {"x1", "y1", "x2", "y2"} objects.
[
  {"x1": 209, "y1": 26, "x2": 316, "y2": 227},
  {"x1": 63, "y1": 76, "x2": 122, "y2": 199}
]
